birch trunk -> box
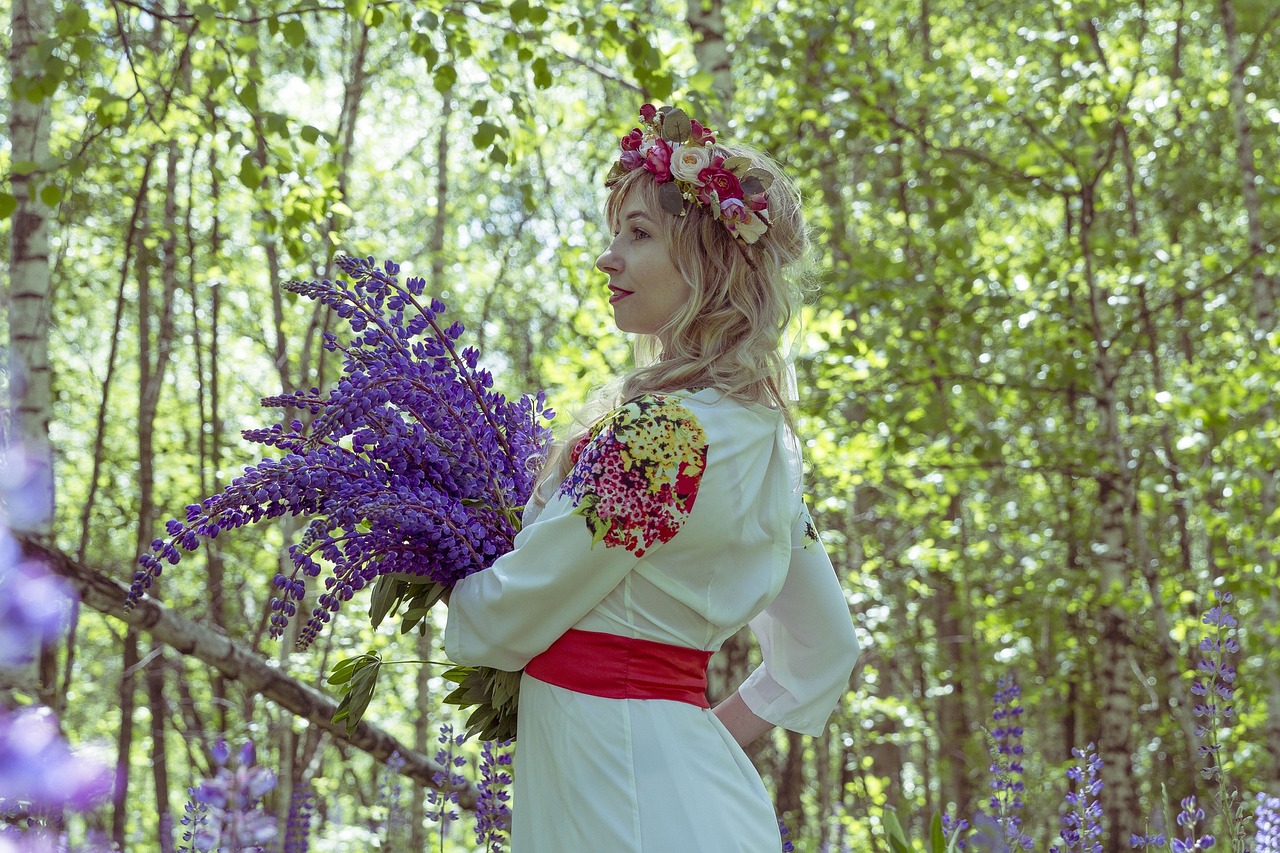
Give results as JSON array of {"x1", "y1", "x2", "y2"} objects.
[
  {"x1": 7, "y1": 0, "x2": 54, "y2": 535},
  {"x1": 24, "y1": 539, "x2": 485, "y2": 810},
  {"x1": 1080, "y1": 194, "x2": 1139, "y2": 849},
  {"x1": 685, "y1": 0, "x2": 733, "y2": 126}
]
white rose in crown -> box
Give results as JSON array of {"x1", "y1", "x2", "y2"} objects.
[{"x1": 670, "y1": 144, "x2": 712, "y2": 184}]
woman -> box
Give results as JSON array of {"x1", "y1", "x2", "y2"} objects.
[{"x1": 445, "y1": 105, "x2": 860, "y2": 851}]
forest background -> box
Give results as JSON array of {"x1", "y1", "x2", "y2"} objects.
[{"x1": 3, "y1": 0, "x2": 1279, "y2": 850}]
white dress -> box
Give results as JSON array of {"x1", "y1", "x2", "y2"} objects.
[{"x1": 445, "y1": 388, "x2": 860, "y2": 852}]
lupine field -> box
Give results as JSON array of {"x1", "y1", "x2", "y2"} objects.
[{"x1": 4, "y1": 0, "x2": 1280, "y2": 850}]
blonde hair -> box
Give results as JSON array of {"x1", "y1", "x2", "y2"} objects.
[{"x1": 532, "y1": 140, "x2": 813, "y2": 504}]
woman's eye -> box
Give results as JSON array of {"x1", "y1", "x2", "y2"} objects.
[{"x1": 633, "y1": 228, "x2": 650, "y2": 240}]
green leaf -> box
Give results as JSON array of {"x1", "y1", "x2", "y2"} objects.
[
  {"x1": 473, "y1": 121, "x2": 499, "y2": 148},
  {"x1": 661, "y1": 108, "x2": 692, "y2": 143},
  {"x1": 193, "y1": 3, "x2": 216, "y2": 20},
  {"x1": 532, "y1": 57, "x2": 553, "y2": 89},
  {"x1": 658, "y1": 181, "x2": 685, "y2": 216},
  {"x1": 238, "y1": 154, "x2": 262, "y2": 189},
  {"x1": 39, "y1": 184, "x2": 62, "y2": 207},
  {"x1": 282, "y1": 19, "x2": 307, "y2": 48},
  {"x1": 882, "y1": 808, "x2": 912, "y2": 853},
  {"x1": 433, "y1": 63, "x2": 457, "y2": 95},
  {"x1": 237, "y1": 82, "x2": 259, "y2": 111},
  {"x1": 510, "y1": 0, "x2": 529, "y2": 22},
  {"x1": 929, "y1": 813, "x2": 945, "y2": 853},
  {"x1": 301, "y1": 124, "x2": 321, "y2": 144},
  {"x1": 0, "y1": 194, "x2": 17, "y2": 220},
  {"x1": 344, "y1": 0, "x2": 367, "y2": 16},
  {"x1": 369, "y1": 575, "x2": 403, "y2": 629}
]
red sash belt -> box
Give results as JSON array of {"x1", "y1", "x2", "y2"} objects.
[{"x1": 525, "y1": 629, "x2": 713, "y2": 709}]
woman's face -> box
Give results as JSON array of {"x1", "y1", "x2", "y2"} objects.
[{"x1": 596, "y1": 193, "x2": 690, "y2": 342}]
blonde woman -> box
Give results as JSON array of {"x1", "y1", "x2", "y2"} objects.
[{"x1": 445, "y1": 105, "x2": 860, "y2": 851}]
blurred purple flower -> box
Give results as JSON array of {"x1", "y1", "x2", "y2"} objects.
[
  {"x1": 0, "y1": 537, "x2": 75, "y2": 668},
  {"x1": 1256, "y1": 793, "x2": 1280, "y2": 853},
  {"x1": 186, "y1": 738, "x2": 277, "y2": 852},
  {"x1": 0, "y1": 705, "x2": 113, "y2": 812},
  {"x1": 283, "y1": 783, "x2": 316, "y2": 853}
]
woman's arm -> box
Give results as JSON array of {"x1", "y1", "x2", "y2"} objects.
[{"x1": 713, "y1": 690, "x2": 776, "y2": 747}]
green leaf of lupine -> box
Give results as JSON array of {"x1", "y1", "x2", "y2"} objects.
[{"x1": 930, "y1": 813, "x2": 945, "y2": 852}]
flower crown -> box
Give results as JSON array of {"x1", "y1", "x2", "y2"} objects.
[{"x1": 604, "y1": 104, "x2": 774, "y2": 244}]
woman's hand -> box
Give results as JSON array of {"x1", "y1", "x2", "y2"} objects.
[{"x1": 712, "y1": 691, "x2": 775, "y2": 747}]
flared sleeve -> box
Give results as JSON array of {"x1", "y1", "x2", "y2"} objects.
[
  {"x1": 445, "y1": 394, "x2": 709, "y2": 672},
  {"x1": 738, "y1": 502, "x2": 860, "y2": 736}
]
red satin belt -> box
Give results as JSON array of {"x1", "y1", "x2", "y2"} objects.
[{"x1": 525, "y1": 629, "x2": 713, "y2": 709}]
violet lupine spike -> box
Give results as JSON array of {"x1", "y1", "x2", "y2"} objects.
[
  {"x1": 1256, "y1": 793, "x2": 1280, "y2": 853},
  {"x1": 1171, "y1": 796, "x2": 1215, "y2": 853},
  {"x1": 1048, "y1": 743, "x2": 1104, "y2": 853},
  {"x1": 190, "y1": 739, "x2": 278, "y2": 852},
  {"x1": 474, "y1": 739, "x2": 513, "y2": 852},
  {"x1": 283, "y1": 784, "x2": 316, "y2": 853},
  {"x1": 1192, "y1": 589, "x2": 1238, "y2": 785},
  {"x1": 128, "y1": 255, "x2": 554, "y2": 649},
  {"x1": 986, "y1": 674, "x2": 1033, "y2": 850},
  {"x1": 426, "y1": 724, "x2": 468, "y2": 833}
]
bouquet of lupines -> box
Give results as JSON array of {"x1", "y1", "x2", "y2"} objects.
[{"x1": 130, "y1": 255, "x2": 554, "y2": 741}]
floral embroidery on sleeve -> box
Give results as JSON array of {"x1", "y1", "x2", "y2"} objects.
[
  {"x1": 557, "y1": 395, "x2": 708, "y2": 557},
  {"x1": 800, "y1": 499, "x2": 821, "y2": 551}
]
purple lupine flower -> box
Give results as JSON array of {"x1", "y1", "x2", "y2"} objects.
[
  {"x1": 0, "y1": 537, "x2": 75, "y2": 668},
  {"x1": 1256, "y1": 793, "x2": 1280, "y2": 853},
  {"x1": 127, "y1": 256, "x2": 555, "y2": 650},
  {"x1": 474, "y1": 739, "x2": 513, "y2": 852},
  {"x1": 426, "y1": 723, "x2": 468, "y2": 835},
  {"x1": 1192, "y1": 590, "x2": 1238, "y2": 785},
  {"x1": 179, "y1": 786, "x2": 217, "y2": 853},
  {"x1": 188, "y1": 738, "x2": 277, "y2": 852},
  {"x1": 1171, "y1": 796, "x2": 1215, "y2": 852},
  {"x1": 1129, "y1": 832, "x2": 1167, "y2": 848},
  {"x1": 380, "y1": 750, "x2": 407, "y2": 845},
  {"x1": 778, "y1": 817, "x2": 795, "y2": 852},
  {"x1": 967, "y1": 813, "x2": 1014, "y2": 853},
  {"x1": 1048, "y1": 743, "x2": 1104, "y2": 853},
  {"x1": 943, "y1": 813, "x2": 971, "y2": 851},
  {"x1": 0, "y1": 705, "x2": 113, "y2": 812},
  {"x1": 283, "y1": 783, "x2": 316, "y2": 853},
  {"x1": 983, "y1": 674, "x2": 1033, "y2": 850}
]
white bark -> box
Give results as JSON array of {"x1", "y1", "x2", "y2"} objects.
[{"x1": 7, "y1": 0, "x2": 54, "y2": 534}]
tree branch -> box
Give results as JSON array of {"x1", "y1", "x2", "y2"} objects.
[{"x1": 20, "y1": 538, "x2": 483, "y2": 812}]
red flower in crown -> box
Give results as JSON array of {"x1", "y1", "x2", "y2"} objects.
[
  {"x1": 643, "y1": 139, "x2": 673, "y2": 183},
  {"x1": 696, "y1": 166, "x2": 743, "y2": 202},
  {"x1": 639, "y1": 103, "x2": 658, "y2": 122},
  {"x1": 620, "y1": 128, "x2": 644, "y2": 151},
  {"x1": 689, "y1": 119, "x2": 715, "y2": 146}
]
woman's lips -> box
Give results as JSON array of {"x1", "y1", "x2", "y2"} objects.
[{"x1": 609, "y1": 286, "x2": 633, "y2": 304}]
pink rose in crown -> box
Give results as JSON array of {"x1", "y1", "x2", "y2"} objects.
[
  {"x1": 642, "y1": 139, "x2": 673, "y2": 182},
  {"x1": 689, "y1": 119, "x2": 715, "y2": 146},
  {"x1": 746, "y1": 193, "x2": 768, "y2": 212},
  {"x1": 719, "y1": 198, "x2": 767, "y2": 244},
  {"x1": 620, "y1": 128, "x2": 644, "y2": 151},
  {"x1": 640, "y1": 103, "x2": 658, "y2": 122},
  {"x1": 696, "y1": 166, "x2": 743, "y2": 202},
  {"x1": 620, "y1": 149, "x2": 644, "y2": 170}
]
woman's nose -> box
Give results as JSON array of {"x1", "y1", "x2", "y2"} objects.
[{"x1": 596, "y1": 243, "x2": 622, "y2": 274}]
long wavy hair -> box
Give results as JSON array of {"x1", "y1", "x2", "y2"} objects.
[{"x1": 531, "y1": 140, "x2": 814, "y2": 505}]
